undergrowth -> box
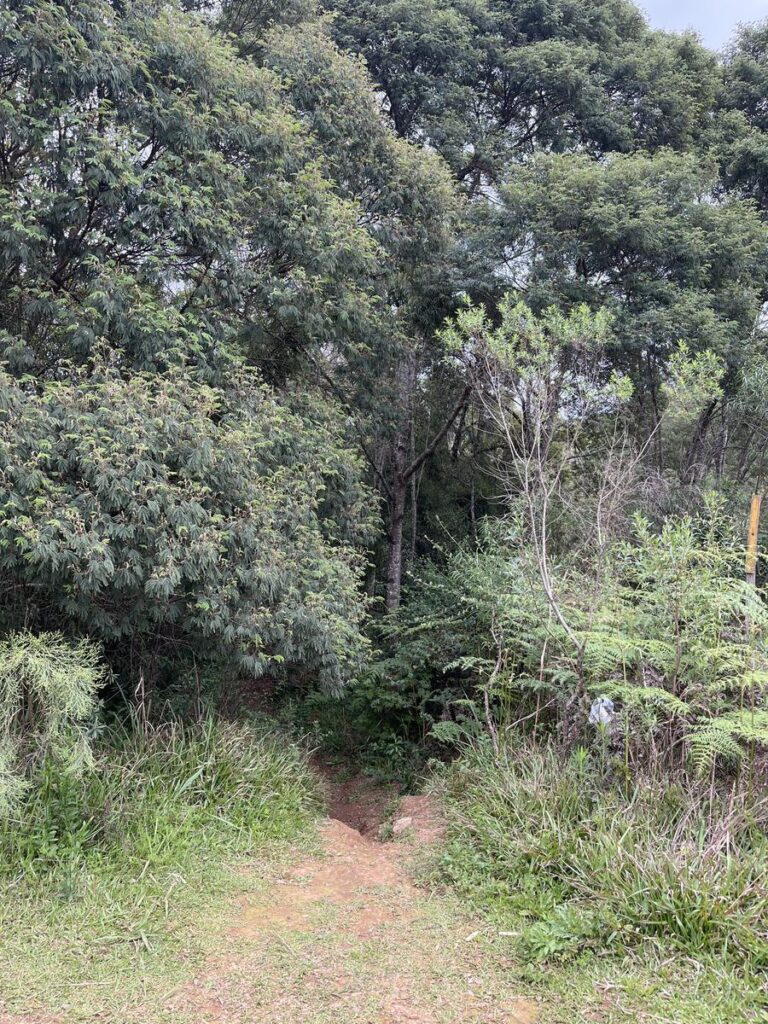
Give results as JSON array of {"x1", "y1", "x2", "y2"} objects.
[
  {"x1": 0, "y1": 713, "x2": 321, "y2": 1017},
  {"x1": 432, "y1": 738, "x2": 768, "y2": 986},
  {"x1": 279, "y1": 681, "x2": 431, "y2": 787},
  {"x1": 0, "y1": 713, "x2": 319, "y2": 881}
]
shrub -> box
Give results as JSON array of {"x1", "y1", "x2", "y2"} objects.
[
  {"x1": 386, "y1": 503, "x2": 768, "y2": 776},
  {"x1": 0, "y1": 366, "x2": 374, "y2": 691},
  {"x1": 0, "y1": 632, "x2": 101, "y2": 815}
]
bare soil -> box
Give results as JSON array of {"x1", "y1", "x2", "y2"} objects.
[{"x1": 162, "y1": 768, "x2": 539, "y2": 1024}]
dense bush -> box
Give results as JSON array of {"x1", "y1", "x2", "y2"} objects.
[
  {"x1": 383, "y1": 504, "x2": 768, "y2": 777},
  {"x1": 0, "y1": 367, "x2": 374, "y2": 689}
]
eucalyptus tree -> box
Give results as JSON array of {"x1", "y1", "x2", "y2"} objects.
[{"x1": 321, "y1": 0, "x2": 751, "y2": 515}]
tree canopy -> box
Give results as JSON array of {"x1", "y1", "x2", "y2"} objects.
[{"x1": 2, "y1": 0, "x2": 768, "y2": 713}]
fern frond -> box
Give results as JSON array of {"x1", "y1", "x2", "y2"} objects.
[
  {"x1": 688, "y1": 725, "x2": 745, "y2": 774},
  {"x1": 712, "y1": 709, "x2": 768, "y2": 744},
  {"x1": 688, "y1": 710, "x2": 768, "y2": 774},
  {"x1": 597, "y1": 682, "x2": 689, "y2": 716}
]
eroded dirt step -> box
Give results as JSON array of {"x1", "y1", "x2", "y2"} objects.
[{"x1": 311, "y1": 756, "x2": 400, "y2": 836}]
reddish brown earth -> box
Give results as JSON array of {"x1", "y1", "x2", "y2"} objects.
[
  {"x1": 161, "y1": 770, "x2": 539, "y2": 1024},
  {"x1": 313, "y1": 757, "x2": 399, "y2": 836}
]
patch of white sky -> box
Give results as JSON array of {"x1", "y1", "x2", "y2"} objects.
[{"x1": 641, "y1": 0, "x2": 766, "y2": 50}]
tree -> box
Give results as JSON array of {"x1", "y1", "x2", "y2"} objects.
[
  {"x1": 0, "y1": 365, "x2": 374, "y2": 690},
  {"x1": 486, "y1": 150, "x2": 768, "y2": 471},
  {"x1": 720, "y1": 19, "x2": 768, "y2": 211},
  {"x1": 326, "y1": 0, "x2": 719, "y2": 191},
  {"x1": 0, "y1": 0, "x2": 385, "y2": 378},
  {"x1": 259, "y1": 17, "x2": 469, "y2": 609}
]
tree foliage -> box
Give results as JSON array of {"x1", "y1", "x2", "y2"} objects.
[
  {"x1": 492, "y1": 151, "x2": 767, "y2": 370},
  {"x1": 0, "y1": 0, "x2": 389, "y2": 378},
  {"x1": 327, "y1": 0, "x2": 720, "y2": 187},
  {"x1": 0, "y1": 365, "x2": 374, "y2": 688}
]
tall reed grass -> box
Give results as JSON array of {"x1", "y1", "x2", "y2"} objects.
[{"x1": 0, "y1": 714, "x2": 320, "y2": 882}]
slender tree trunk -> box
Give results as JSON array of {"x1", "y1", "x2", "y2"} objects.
[
  {"x1": 410, "y1": 412, "x2": 418, "y2": 562},
  {"x1": 382, "y1": 372, "x2": 473, "y2": 612},
  {"x1": 385, "y1": 478, "x2": 407, "y2": 612},
  {"x1": 681, "y1": 398, "x2": 717, "y2": 484},
  {"x1": 646, "y1": 351, "x2": 663, "y2": 472}
]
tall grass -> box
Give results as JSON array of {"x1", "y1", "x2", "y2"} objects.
[
  {"x1": 433, "y1": 739, "x2": 768, "y2": 971},
  {"x1": 0, "y1": 713, "x2": 320, "y2": 882},
  {"x1": 0, "y1": 713, "x2": 321, "y2": 1016}
]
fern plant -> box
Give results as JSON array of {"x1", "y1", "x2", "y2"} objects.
[
  {"x1": 388, "y1": 499, "x2": 768, "y2": 778},
  {"x1": 689, "y1": 710, "x2": 768, "y2": 774}
]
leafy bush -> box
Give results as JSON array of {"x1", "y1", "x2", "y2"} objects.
[
  {"x1": 385, "y1": 502, "x2": 768, "y2": 776},
  {"x1": 434, "y1": 739, "x2": 768, "y2": 970},
  {"x1": 0, "y1": 366, "x2": 374, "y2": 690},
  {"x1": 281, "y1": 676, "x2": 429, "y2": 786}
]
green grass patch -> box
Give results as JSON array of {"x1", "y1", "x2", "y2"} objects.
[
  {"x1": 0, "y1": 715, "x2": 321, "y2": 1019},
  {"x1": 428, "y1": 738, "x2": 768, "y2": 1021}
]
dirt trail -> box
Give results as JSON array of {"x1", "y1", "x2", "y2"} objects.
[{"x1": 162, "y1": 770, "x2": 539, "y2": 1024}]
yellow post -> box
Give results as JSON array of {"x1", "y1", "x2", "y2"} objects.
[{"x1": 746, "y1": 494, "x2": 762, "y2": 586}]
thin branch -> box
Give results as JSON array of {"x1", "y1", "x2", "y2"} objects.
[{"x1": 401, "y1": 382, "x2": 473, "y2": 482}]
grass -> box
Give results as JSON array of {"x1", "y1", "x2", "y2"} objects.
[
  {"x1": 2, "y1": 714, "x2": 767, "y2": 1023},
  {"x1": 426, "y1": 737, "x2": 768, "y2": 1022},
  {"x1": 0, "y1": 713, "x2": 321, "y2": 1020}
]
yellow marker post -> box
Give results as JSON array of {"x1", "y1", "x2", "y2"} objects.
[{"x1": 746, "y1": 494, "x2": 762, "y2": 586}]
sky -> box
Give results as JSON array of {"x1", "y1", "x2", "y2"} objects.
[{"x1": 641, "y1": 0, "x2": 767, "y2": 50}]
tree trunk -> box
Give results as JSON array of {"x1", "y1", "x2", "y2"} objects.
[
  {"x1": 385, "y1": 479, "x2": 407, "y2": 612},
  {"x1": 382, "y1": 376, "x2": 473, "y2": 612},
  {"x1": 680, "y1": 398, "x2": 717, "y2": 484}
]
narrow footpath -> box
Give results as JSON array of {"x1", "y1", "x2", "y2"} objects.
[{"x1": 163, "y1": 769, "x2": 539, "y2": 1024}]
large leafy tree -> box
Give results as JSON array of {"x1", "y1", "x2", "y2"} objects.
[
  {"x1": 485, "y1": 150, "x2": 768, "y2": 472},
  {"x1": 259, "y1": 18, "x2": 467, "y2": 609},
  {"x1": 0, "y1": 365, "x2": 374, "y2": 689},
  {"x1": 322, "y1": 0, "x2": 758, "y2": 571},
  {"x1": 0, "y1": 0, "x2": 383, "y2": 378},
  {"x1": 326, "y1": 0, "x2": 719, "y2": 192},
  {"x1": 0, "y1": 0, "x2": 398, "y2": 683},
  {"x1": 719, "y1": 20, "x2": 768, "y2": 211},
  {"x1": 492, "y1": 151, "x2": 767, "y2": 364}
]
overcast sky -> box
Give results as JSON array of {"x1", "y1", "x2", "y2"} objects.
[{"x1": 641, "y1": 0, "x2": 766, "y2": 50}]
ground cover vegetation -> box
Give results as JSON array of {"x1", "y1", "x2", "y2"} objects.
[{"x1": 2, "y1": 0, "x2": 768, "y2": 1020}]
